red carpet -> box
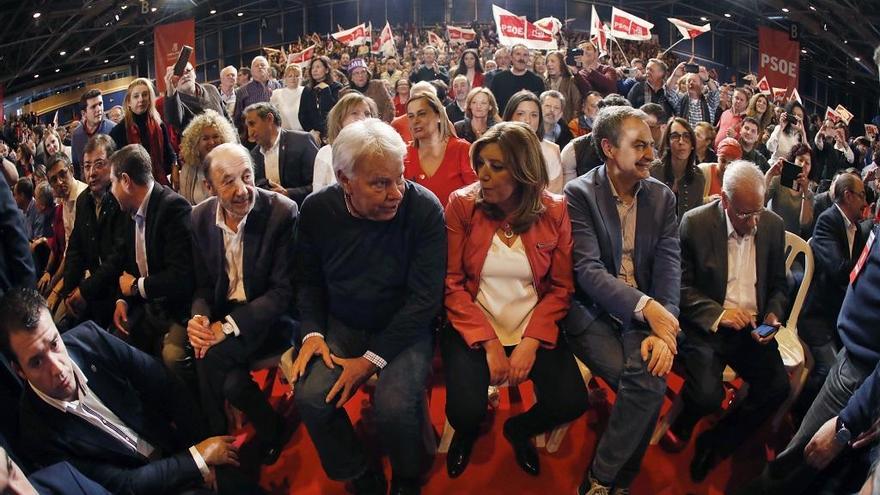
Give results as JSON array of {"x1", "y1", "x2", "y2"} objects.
[{"x1": 250, "y1": 370, "x2": 793, "y2": 495}]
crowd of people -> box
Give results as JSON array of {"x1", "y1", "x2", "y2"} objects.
[{"x1": 1, "y1": 19, "x2": 880, "y2": 495}]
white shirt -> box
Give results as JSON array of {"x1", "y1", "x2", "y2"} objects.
[
  {"x1": 475, "y1": 235, "x2": 539, "y2": 346},
  {"x1": 133, "y1": 182, "x2": 155, "y2": 298},
  {"x1": 312, "y1": 145, "x2": 336, "y2": 191},
  {"x1": 541, "y1": 140, "x2": 563, "y2": 194},
  {"x1": 260, "y1": 129, "x2": 282, "y2": 185},
  {"x1": 215, "y1": 202, "x2": 248, "y2": 303},
  {"x1": 270, "y1": 87, "x2": 304, "y2": 132},
  {"x1": 31, "y1": 359, "x2": 210, "y2": 478},
  {"x1": 718, "y1": 211, "x2": 758, "y2": 328},
  {"x1": 835, "y1": 203, "x2": 857, "y2": 256}
]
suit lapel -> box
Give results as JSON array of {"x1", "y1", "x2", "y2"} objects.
[
  {"x1": 596, "y1": 167, "x2": 622, "y2": 274},
  {"x1": 633, "y1": 184, "x2": 651, "y2": 285},
  {"x1": 144, "y1": 185, "x2": 164, "y2": 271},
  {"x1": 278, "y1": 129, "x2": 288, "y2": 186},
  {"x1": 713, "y1": 203, "x2": 729, "y2": 303},
  {"x1": 206, "y1": 203, "x2": 228, "y2": 308}
]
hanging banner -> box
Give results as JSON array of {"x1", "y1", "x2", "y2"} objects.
[
  {"x1": 758, "y1": 26, "x2": 800, "y2": 98},
  {"x1": 288, "y1": 44, "x2": 316, "y2": 67},
  {"x1": 668, "y1": 18, "x2": 711, "y2": 40},
  {"x1": 332, "y1": 23, "x2": 369, "y2": 47},
  {"x1": 609, "y1": 7, "x2": 654, "y2": 41},
  {"x1": 153, "y1": 18, "x2": 196, "y2": 95},
  {"x1": 447, "y1": 25, "x2": 477, "y2": 44},
  {"x1": 492, "y1": 4, "x2": 558, "y2": 50}
]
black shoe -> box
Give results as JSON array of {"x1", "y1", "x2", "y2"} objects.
[
  {"x1": 389, "y1": 477, "x2": 421, "y2": 495},
  {"x1": 446, "y1": 432, "x2": 476, "y2": 478},
  {"x1": 690, "y1": 436, "x2": 719, "y2": 482},
  {"x1": 349, "y1": 469, "x2": 387, "y2": 495},
  {"x1": 503, "y1": 420, "x2": 539, "y2": 476},
  {"x1": 257, "y1": 414, "x2": 297, "y2": 466}
]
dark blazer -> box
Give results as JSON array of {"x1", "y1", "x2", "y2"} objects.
[
  {"x1": 679, "y1": 200, "x2": 789, "y2": 335},
  {"x1": 562, "y1": 165, "x2": 681, "y2": 334},
  {"x1": 799, "y1": 205, "x2": 869, "y2": 345},
  {"x1": 251, "y1": 128, "x2": 319, "y2": 207},
  {"x1": 20, "y1": 323, "x2": 207, "y2": 495},
  {"x1": 190, "y1": 189, "x2": 298, "y2": 353},
  {"x1": 0, "y1": 181, "x2": 36, "y2": 295},
  {"x1": 30, "y1": 461, "x2": 113, "y2": 495},
  {"x1": 104, "y1": 184, "x2": 194, "y2": 319}
]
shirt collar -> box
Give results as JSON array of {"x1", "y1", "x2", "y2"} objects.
[
  {"x1": 30, "y1": 359, "x2": 88, "y2": 413},
  {"x1": 725, "y1": 207, "x2": 756, "y2": 239},
  {"x1": 134, "y1": 182, "x2": 155, "y2": 221},
  {"x1": 835, "y1": 203, "x2": 855, "y2": 230},
  {"x1": 607, "y1": 172, "x2": 642, "y2": 202},
  {"x1": 214, "y1": 199, "x2": 250, "y2": 236},
  {"x1": 261, "y1": 128, "x2": 282, "y2": 154}
]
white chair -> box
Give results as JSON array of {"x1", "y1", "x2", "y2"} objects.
[
  {"x1": 651, "y1": 231, "x2": 814, "y2": 444},
  {"x1": 438, "y1": 358, "x2": 592, "y2": 454}
]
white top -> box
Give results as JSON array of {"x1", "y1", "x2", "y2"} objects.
[
  {"x1": 560, "y1": 139, "x2": 578, "y2": 184},
  {"x1": 260, "y1": 129, "x2": 282, "y2": 185},
  {"x1": 475, "y1": 235, "x2": 538, "y2": 346},
  {"x1": 721, "y1": 211, "x2": 758, "y2": 321},
  {"x1": 767, "y1": 125, "x2": 803, "y2": 162},
  {"x1": 541, "y1": 139, "x2": 563, "y2": 194},
  {"x1": 271, "y1": 87, "x2": 304, "y2": 132},
  {"x1": 312, "y1": 145, "x2": 336, "y2": 191},
  {"x1": 62, "y1": 180, "x2": 88, "y2": 250}
]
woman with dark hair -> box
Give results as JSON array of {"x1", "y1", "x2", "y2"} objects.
[
  {"x1": 443, "y1": 121, "x2": 588, "y2": 479},
  {"x1": 404, "y1": 92, "x2": 477, "y2": 207},
  {"x1": 109, "y1": 77, "x2": 176, "y2": 185},
  {"x1": 393, "y1": 78, "x2": 410, "y2": 117},
  {"x1": 452, "y1": 49, "x2": 484, "y2": 97},
  {"x1": 454, "y1": 87, "x2": 500, "y2": 143},
  {"x1": 651, "y1": 117, "x2": 704, "y2": 218},
  {"x1": 503, "y1": 90, "x2": 562, "y2": 193},
  {"x1": 764, "y1": 142, "x2": 815, "y2": 236},
  {"x1": 767, "y1": 100, "x2": 808, "y2": 161},
  {"x1": 544, "y1": 50, "x2": 581, "y2": 124},
  {"x1": 306, "y1": 55, "x2": 343, "y2": 130}
]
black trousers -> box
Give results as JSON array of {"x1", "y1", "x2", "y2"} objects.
[
  {"x1": 676, "y1": 325, "x2": 791, "y2": 457},
  {"x1": 440, "y1": 324, "x2": 588, "y2": 438}
]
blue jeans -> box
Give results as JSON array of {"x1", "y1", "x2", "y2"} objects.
[
  {"x1": 565, "y1": 314, "x2": 666, "y2": 487},
  {"x1": 294, "y1": 318, "x2": 433, "y2": 481}
]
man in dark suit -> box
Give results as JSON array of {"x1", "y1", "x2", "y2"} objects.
[
  {"x1": 105, "y1": 144, "x2": 195, "y2": 389},
  {"x1": 0, "y1": 288, "x2": 262, "y2": 495},
  {"x1": 666, "y1": 160, "x2": 790, "y2": 482},
  {"x1": 796, "y1": 172, "x2": 869, "y2": 413},
  {"x1": 0, "y1": 175, "x2": 36, "y2": 296},
  {"x1": 245, "y1": 102, "x2": 319, "y2": 207},
  {"x1": 187, "y1": 143, "x2": 298, "y2": 465},
  {"x1": 1, "y1": 445, "x2": 112, "y2": 495},
  {"x1": 60, "y1": 134, "x2": 127, "y2": 329},
  {"x1": 564, "y1": 106, "x2": 681, "y2": 495}
]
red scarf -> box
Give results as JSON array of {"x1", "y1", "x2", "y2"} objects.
[{"x1": 126, "y1": 115, "x2": 168, "y2": 185}]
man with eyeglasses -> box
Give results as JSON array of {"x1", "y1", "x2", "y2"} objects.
[
  {"x1": 59, "y1": 135, "x2": 127, "y2": 328},
  {"x1": 664, "y1": 160, "x2": 790, "y2": 481}
]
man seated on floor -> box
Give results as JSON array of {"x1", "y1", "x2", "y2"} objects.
[
  {"x1": 59, "y1": 135, "x2": 127, "y2": 329},
  {"x1": 0, "y1": 288, "x2": 264, "y2": 495},
  {"x1": 289, "y1": 119, "x2": 446, "y2": 495},
  {"x1": 666, "y1": 160, "x2": 790, "y2": 482},
  {"x1": 187, "y1": 143, "x2": 298, "y2": 466}
]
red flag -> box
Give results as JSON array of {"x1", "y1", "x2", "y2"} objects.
[
  {"x1": 757, "y1": 76, "x2": 771, "y2": 95},
  {"x1": 534, "y1": 17, "x2": 562, "y2": 37},
  {"x1": 427, "y1": 31, "x2": 446, "y2": 49},
  {"x1": 373, "y1": 22, "x2": 394, "y2": 55},
  {"x1": 825, "y1": 106, "x2": 841, "y2": 123},
  {"x1": 288, "y1": 44, "x2": 316, "y2": 66},
  {"x1": 668, "y1": 18, "x2": 711, "y2": 40},
  {"x1": 492, "y1": 4, "x2": 557, "y2": 50},
  {"x1": 771, "y1": 87, "x2": 788, "y2": 101},
  {"x1": 447, "y1": 25, "x2": 477, "y2": 44},
  {"x1": 609, "y1": 7, "x2": 653, "y2": 41},
  {"x1": 590, "y1": 6, "x2": 607, "y2": 52},
  {"x1": 332, "y1": 23, "x2": 369, "y2": 47}
]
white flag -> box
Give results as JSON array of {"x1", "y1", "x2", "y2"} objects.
[
  {"x1": 609, "y1": 7, "x2": 654, "y2": 41},
  {"x1": 668, "y1": 18, "x2": 711, "y2": 40}
]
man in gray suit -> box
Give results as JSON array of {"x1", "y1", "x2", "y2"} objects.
[
  {"x1": 666, "y1": 160, "x2": 790, "y2": 482},
  {"x1": 245, "y1": 102, "x2": 319, "y2": 207},
  {"x1": 565, "y1": 106, "x2": 681, "y2": 495},
  {"x1": 187, "y1": 143, "x2": 298, "y2": 466}
]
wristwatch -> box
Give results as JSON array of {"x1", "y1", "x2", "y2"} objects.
[
  {"x1": 835, "y1": 417, "x2": 852, "y2": 445},
  {"x1": 221, "y1": 322, "x2": 235, "y2": 336},
  {"x1": 129, "y1": 279, "x2": 139, "y2": 298}
]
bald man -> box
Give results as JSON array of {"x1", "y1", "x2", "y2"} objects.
[{"x1": 232, "y1": 56, "x2": 280, "y2": 135}]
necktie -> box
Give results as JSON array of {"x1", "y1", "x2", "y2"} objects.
[{"x1": 134, "y1": 214, "x2": 148, "y2": 277}]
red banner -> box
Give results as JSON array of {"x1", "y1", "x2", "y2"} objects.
[
  {"x1": 758, "y1": 26, "x2": 799, "y2": 98},
  {"x1": 153, "y1": 19, "x2": 196, "y2": 94}
]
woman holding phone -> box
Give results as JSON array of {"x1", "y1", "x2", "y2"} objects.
[
  {"x1": 764, "y1": 143, "x2": 815, "y2": 237},
  {"x1": 767, "y1": 100, "x2": 808, "y2": 162}
]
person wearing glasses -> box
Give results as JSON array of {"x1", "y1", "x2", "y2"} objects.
[
  {"x1": 651, "y1": 117, "x2": 704, "y2": 219},
  {"x1": 663, "y1": 160, "x2": 790, "y2": 483}
]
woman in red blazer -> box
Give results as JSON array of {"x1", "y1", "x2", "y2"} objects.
[{"x1": 442, "y1": 122, "x2": 588, "y2": 479}]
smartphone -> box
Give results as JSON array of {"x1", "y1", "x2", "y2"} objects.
[
  {"x1": 780, "y1": 159, "x2": 802, "y2": 189},
  {"x1": 173, "y1": 45, "x2": 193, "y2": 77},
  {"x1": 565, "y1": 48, "x2": 583, "y2": 68},
  {"x1": 621, "y1": 67, "x2": 638, "y2": 78},
  {"x1": 684, "y1": 63, "x2": 699, "y2": 74},
  {"x1": 754, "y1": 324, "x2": 778, "y2": 338}
]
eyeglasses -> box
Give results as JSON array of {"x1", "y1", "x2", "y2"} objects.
[
  {"x1": 669, "y1": 132, "x2": 692, "y2": 143},
  {"x1": 732, "y1": 207, "x2": 764, "y2": 220}
]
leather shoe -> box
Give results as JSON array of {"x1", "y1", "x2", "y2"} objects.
[
  {"x1": 349, "y1": 469, "x2": 387, "y2": 495},
  {"x1": 446, "y1": 432, "x2": 476, "y2": 478},
  {"x1": 659, "y1": 427, "x2": 690, "y2": 453},
  {"x1": 389, "y1": 477, "x2": 421, "y2": 495},
  {"x1": 503, "y1": 420, "x2": 539, "y2": 476},
  {"x1": 689, "y1": 438, "x2": 718, "y2": 482}
]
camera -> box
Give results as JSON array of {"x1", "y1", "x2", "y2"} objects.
[{"x1": 565, "y1": 48, "x2": 583, "y2": 68}]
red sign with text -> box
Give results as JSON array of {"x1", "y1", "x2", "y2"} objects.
[
  {"x1": 758, "y1": 26, "x2": 800, "y2": 96},
  {"x1": 153, "y1": 19, "x2": 196, "y2": 94}
]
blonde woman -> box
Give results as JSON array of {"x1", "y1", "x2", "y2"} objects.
[
  {"x1": 109, "y1": 77, "x2": 175, "y2": 185},
  {"x1": 270, "y1": 64, "x2": 322, "y2": 136},
  {"x1": 311, "y1": 93, "x2": 378, "y2": 191},
  {"x1": 453, "y1": 87, "x2": 501, "y2": 143},
  {"x1": 178, "y1": 109, "x2": 238, "y2": 204}
]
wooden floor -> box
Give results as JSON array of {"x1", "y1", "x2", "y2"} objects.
[{"x1": 246, "y1": 370, "x2": 793, "y2": 495}]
